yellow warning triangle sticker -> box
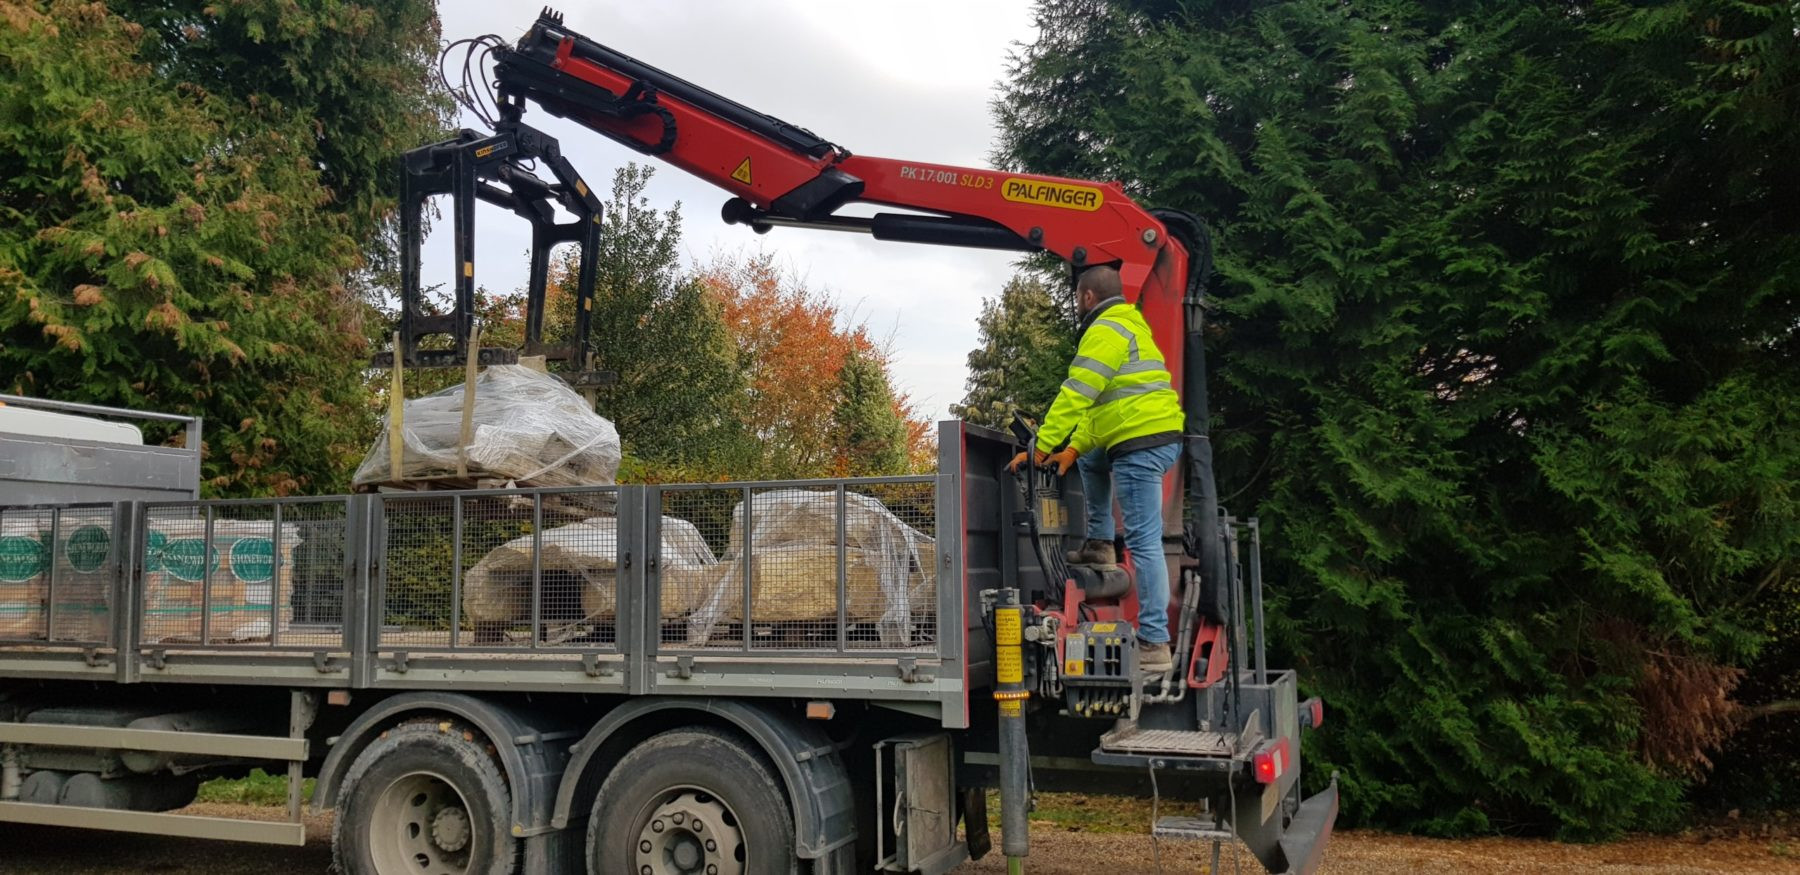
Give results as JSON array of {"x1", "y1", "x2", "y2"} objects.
[{"x1": 731, "y1": 157, "x2": 752, "y2": 186}]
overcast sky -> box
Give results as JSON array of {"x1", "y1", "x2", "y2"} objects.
[{"x1": 429, "y1": 1, "x2": 1041, "y2": 422}]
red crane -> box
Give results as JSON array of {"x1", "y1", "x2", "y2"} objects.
[{"x1": 381, "y1": 9, "x2": 1335, "y2": 872}]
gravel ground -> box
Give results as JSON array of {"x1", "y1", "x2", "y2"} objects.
[
  {"x1": 962, "y1": 829, "x2": 1800, "y2": 874},
  {"x1": 0, "y1": 803, "x2": 1794, "y2": 874}
]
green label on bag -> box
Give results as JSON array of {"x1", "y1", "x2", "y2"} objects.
[
  {"x1": 161, "y1": 538, "x2": 219, "y2": 583},
  {"x1": 65, "y1": 526, "x2": 110, "y2": 574},
  {"x1": 144, "y1": 530, "x2": 167, "y2": 573},
  {"x1": 0, "y1": 536, "x2": 46, "y2": 582},
  {"x1": 230, "y1": 537, "x2": 275, "y2": 583}
]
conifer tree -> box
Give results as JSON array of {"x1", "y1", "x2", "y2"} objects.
[
  {"x1": 0, "y1": 0, "x2": 447, "y2": 495},
  {"x1": 952, "y1": 274, "x2": 1076, "y2": 430},
  {"x1": 998, "y1": 0, "x2": 1800, "y2": 836}
]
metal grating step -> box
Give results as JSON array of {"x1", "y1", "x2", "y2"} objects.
[
  {"x1": 1098, "y1": 725, "x2": 1234, "y2": 757},
  {"x1": 1152, "y1": 816, "x2": 1235, "y2": 843}
]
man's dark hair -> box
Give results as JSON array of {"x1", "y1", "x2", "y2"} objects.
[{"x1": 1076, "y1": 266, "x2": 1123, "y2": 299}]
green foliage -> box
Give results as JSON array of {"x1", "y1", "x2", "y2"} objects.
[
  {"x1": 114, "y1": 0, "x2": 449, "y2": 261},
  {"x1": 0, "y1": 0, "x2": 446, "y2": 496},
  {"x1": 999, "y1": 0, "x2": 1800, "y2": 838},
  {"x1": 834, "y1": 348, "x2": 910, "y2": 476},
  {"x1": 1696, "y1": 570, "x2": 1800, "y2": 814},
  {"x1": 579, "y1": 166, "x2": 748, "y2": 471},
  {"x1": 952, "y1": 274, "x2": 1076, "y2": 430},
  {"x1": 198, "y1": 769, "x2": 312, "y2": 806}
]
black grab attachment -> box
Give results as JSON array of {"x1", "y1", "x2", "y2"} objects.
[{"x1": 374, "y1": 120, "x2": 614, "y2": 388}]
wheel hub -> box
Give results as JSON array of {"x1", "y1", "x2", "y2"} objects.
[
  {"x1": 635, "y1": 791, "x2": 743, "y2": 875},
  {"x1": 432, "y1": 805, "x2": 471, "y2": 853},
  {"x1": 369, "y1": 771, "x2": 476, "y2": 875}
]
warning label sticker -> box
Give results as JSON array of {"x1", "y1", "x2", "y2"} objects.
[
  {"x1": 731, "y1": 157, "x2": 752, "y2": 185},
  {"x1": 997, "y1": 647, "x2": 1023, "y2": 684}
]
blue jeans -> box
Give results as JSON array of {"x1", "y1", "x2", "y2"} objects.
[{"x1": 1078, "y1": 442, "x2": 1181, "y2": 645}]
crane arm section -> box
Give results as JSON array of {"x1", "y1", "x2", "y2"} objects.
[{"x1": 493, "y1": 11, "x2": 1181, "y2": 299}]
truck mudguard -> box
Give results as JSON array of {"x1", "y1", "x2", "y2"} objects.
[
  {"x1": 549, "y1": 697, "x2": 856, "y2": 859},
  {"x1": 312, "y1": 692, "x2": 575, "y2": 838}
]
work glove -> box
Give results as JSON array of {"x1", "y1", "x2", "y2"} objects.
[
  {"x1": 1008, "y1": 447, "x2": 1080, "y2": 475},
  {"x1": 1007, "y1": 449, "x2": 1049, "y2": 472}
]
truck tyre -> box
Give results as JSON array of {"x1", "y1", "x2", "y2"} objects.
[
  {"x1": 332, "y1": 719, "x2": 520, "y2": 875},
  {"x1": 586, "y1": 727, "x2": 798, "y2": 875}
]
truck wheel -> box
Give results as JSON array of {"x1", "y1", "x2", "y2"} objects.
[
  {"x1": 587, "y1": 727, "x2": 797, "y2": 875},
  {"x1": 332, "y1": 719, "x2": 520, "y2": 875}
]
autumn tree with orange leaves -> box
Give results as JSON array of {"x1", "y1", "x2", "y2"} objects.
[{"x1": 697, "y1": 254, "x2": 928, "y2": 479}]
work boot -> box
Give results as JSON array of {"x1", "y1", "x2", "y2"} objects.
[
  {"x1": 1065, "y1": 538, "x2": 1117, "y2": 569},
  {"x1": 1138, "y1": 641, "x2": 1174, "y2": 673}
]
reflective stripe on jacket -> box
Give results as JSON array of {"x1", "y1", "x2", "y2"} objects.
[{"x1": 1036, "y1": 298, "x2": 1184, "y2": 455}]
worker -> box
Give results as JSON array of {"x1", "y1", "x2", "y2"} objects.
[{"x1": 1009, "y1": 266, "x2": 1185, "y2": 673}]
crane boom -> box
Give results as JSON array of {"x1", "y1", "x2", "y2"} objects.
[
  {"x1": 286, "y1": 7, "x2": 1339, "y2": 872},
  {"x1": 499, "y1": 13, "x2": 1176, "y2": 289}
]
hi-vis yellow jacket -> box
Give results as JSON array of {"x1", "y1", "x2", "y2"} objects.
[{"x1": 1036, "y1": 298, "x2": 1185, "y2": 457}]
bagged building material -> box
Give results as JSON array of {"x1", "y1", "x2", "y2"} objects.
[
  {"x1": 0, "y1": 507, "x2": 51, "y2": 640},
  {"x1": 139, "y1": 518, "x2": 302, "y2": 644},
  {"x1": 0, "y1": 509, "x2": 119, "y2": 642},
  {"x1": 353, "y1": 365, "x2": 621, "y2": 491},
  {"x1": 0, "y1": 512, "x2": 53, "y2": 640},
  {"x1": 463, "y1": 515, "x2": 714, "y2": 642},
  {"x1": 685, "y1": 490, "x2": 935, "y2": 647}
]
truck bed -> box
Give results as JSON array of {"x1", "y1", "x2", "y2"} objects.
[{"x1": 0, "y1": 427, "x2": 989, "y2": 728}]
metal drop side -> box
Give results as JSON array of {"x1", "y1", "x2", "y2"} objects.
[{"x1": 0, "y1": 423, "x2": 997, "y2": 729}]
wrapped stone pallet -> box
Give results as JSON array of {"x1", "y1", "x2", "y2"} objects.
[
  {"x1": 461, "y1": 515, "x2": 715, "y2": 643},
  {"x1": 354, "y1": 365, "x2": 622, "y2": 493},
  {"x1": 684, "y1": 490, "x2": 935, "y2": 648}
]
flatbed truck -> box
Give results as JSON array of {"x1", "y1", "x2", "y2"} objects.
[{"x1": 0, "y1": 393, "x2": 1333, "y2": 874}]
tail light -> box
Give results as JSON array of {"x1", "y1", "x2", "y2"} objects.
[
  {"x1": 1299, "y1": 696, "x2": 1324, "y2": 730},
  {"x1": 1252, "y1": 738, "x2": 1291, "y2": 784}
]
